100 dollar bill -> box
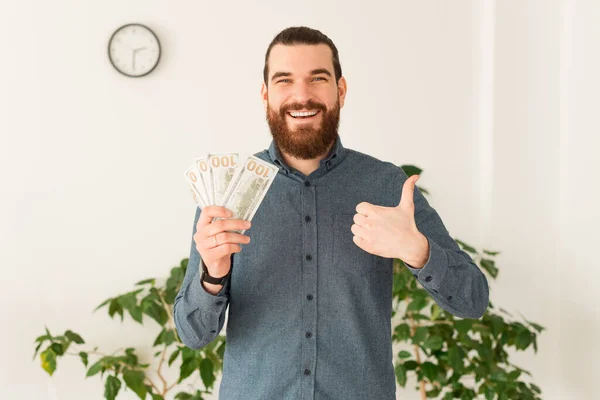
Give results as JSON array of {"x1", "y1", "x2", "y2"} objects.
[
  {"x1": 193, "y1": 156, "x2": 213, "y2": 205},
  {"x1": 214, "y1": 155, "x2": 278, "y2": 234},
  {"x1": 208, "y1": 153, "x2": 239, "y2": 206},
  {"x1": 184, "y1": 167, "x2": 208, "y2": 208}
]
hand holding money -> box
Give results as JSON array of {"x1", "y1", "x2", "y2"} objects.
[
  {"x1": 193, "y1": 205, "x2": 251, "y2": 280},
  {"x1": 185, "y1": 152, "x2": 277, "y2": 293}
]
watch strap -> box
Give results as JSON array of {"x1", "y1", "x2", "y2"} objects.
[{"x1": 201, "y1": 260, "x2": 230, "y2": 285}]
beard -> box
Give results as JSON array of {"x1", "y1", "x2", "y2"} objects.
[{"x1": 266, "y1": 97, "x2": 340, "y2": 160}]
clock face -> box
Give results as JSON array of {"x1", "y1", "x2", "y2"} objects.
[{"x1": 108, "y1": 23, "x2": 161, "y2": 77}]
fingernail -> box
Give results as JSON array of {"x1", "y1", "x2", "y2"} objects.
[{"x1": 245, "y1": 221, "x2": 251, "y2": 227}]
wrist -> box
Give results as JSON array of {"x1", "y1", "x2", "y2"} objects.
[
  {"x1": 201, "y1": 280, "x2": 224, "y2": 295},
  {"x1": 404, "y1": 233, "x2": 430, "y2": 269},
  {"x1": 203, "y1": 259, "x2": 230, "y2": 278},
  {"x1": 201, "y1": 259, "x2": 231, "y2": 285}
]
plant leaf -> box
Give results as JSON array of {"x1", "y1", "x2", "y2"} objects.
[
  {"x1": 40, "y1": 348, "x2": 57, "y2": 376},
  {"x1": 411, "y1": 326, "x2": 428, "y2": 344},
  {"x1": 86, "y1": 361, "x2": 103, "y2": 377},
  {"x1": 123, "y1": 369, "x2": 147, "y2": 400},
  {"x1": 397, "y1": 350, "x2": 411, "y2": 359},
  {"x1": 135, "y1": 278, "x2": 156, "y2": 286},
  {"x1": 79, "y1": 352, "x2": 89, "y2": 367},
  {"x1": 94, "y1": 298, "x2": 112, "y2": 312},
  {"x1": 104, "y1": 375, "x2": 122, "y2": 400},
  {"x1": 199, "y1": 358, "x2": 215, "y2": 388},
  {"x1": 178, "y1": 358, "x2": 198, "y2": 383},
  {"x1": 423, "y1": 335, "x2": 444, "y2": 351},
  {"x1": 394, "y1": 363, "x2": 407, "y2": 386},
  {"x1": 421, "y1": 361, "x2": 438, "y2": 382},
  {"x1": 169, "y1": 348, "x2": 181, "y2": 366},
  {"x1": 480, "y1": 259, "x2": 499, "y2": 278},
  {"x1": 65, "y1": 330, "x2": 85, "y2": 344},
  {"x1": 455, "y1": 239, "x2": 478, "y2": 254}
]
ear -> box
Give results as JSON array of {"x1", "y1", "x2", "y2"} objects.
[
  {"x1": 261, "y1": 82, "x2": 268, "y2": 112},
  {"x1": 337, "y1": 76, "x2": 347, "y2": 108}
]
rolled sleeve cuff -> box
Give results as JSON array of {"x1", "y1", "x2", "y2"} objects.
[
  {"x1": 185, "y1": 269, "x2": 230, "y2": 314},
  {"x1": 404, "y1": 236, "x2": 449, "y2": 290}
]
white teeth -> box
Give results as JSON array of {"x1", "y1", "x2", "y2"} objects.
[{"x1": 289, "y1": 110, "x2": 318, "y2": 117}]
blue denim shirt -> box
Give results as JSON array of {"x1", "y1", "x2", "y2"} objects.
[{"x1": 174, "y1": 136, "x2": 489, "y2": 400}]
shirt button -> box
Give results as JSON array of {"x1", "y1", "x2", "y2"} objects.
[
  {"x1": 304, "y1": 369, "x2": 311, "y2": 376},
  {"x1": 447, "y1": 296, "x2": 453, "y2": 301},
  {"x1": 306, "y1": 294, "x2": 313, "y2": 300},
  {"x1": 305, "y1": 331, "x2": 312, "y2": 338},
  {"x1": 216, "y1": 301, "x2": 224, "y2": 306},
  {"x1": 425, "y1": 276, "x2": 432, "y2": 282},
  {"x1": 304, "y1": 181, "x2": 311, "y2": 187},
  {"x1": 305, "y1": 215, "x2": 311, "y2": 222},
  {"x1": 305, "y1": 254, "x2": 312, "y2": 261}
]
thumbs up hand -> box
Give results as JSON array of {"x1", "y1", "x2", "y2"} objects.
[{"x1": 352, "y1": 174, "x2": 430, "y2": 268}]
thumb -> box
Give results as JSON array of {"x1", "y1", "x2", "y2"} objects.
[{"x1": 398, "y1": 174, "x2": 420, "y2": 209}]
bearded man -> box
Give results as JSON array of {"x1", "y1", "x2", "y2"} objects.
[{"x1": 174, "y1": 26, "x2": 489, "y2": 400}]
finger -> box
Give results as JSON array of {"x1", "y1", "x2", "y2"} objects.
[
  {"x1": 399, "y1": 174, "x2": 419, "y2": 209},
  {"x1": 213, "y1": 232, "x2": 251, "y2": 246},
  {"x1": 204, "y1": 243, "x2": 242, "y2": 262},
  {"x1": 355, "y1": 201, "x2": 372, "y2": 216},
  {"x1": 205, "y1": 219, "x2": 251, "y2": 237},
  {"x1": 352, "y1": 235, "x2": 367, "y2": 252},
  {"x1": 197, "y1": 206, "x2": 232, "y2": 230},
  {"x1": 351, "y1": 223, "x2": 369, "y2": 239},
  {"x1": 353, "y1": 213, "x2": 369, "y2": 228}
]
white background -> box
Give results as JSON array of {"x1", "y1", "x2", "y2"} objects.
[{"x1": 1, "y1": 0, "x2": 597, "y2": 399}]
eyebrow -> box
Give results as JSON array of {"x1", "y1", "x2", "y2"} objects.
[{"x1": 271, "y1": 68, "x2": 333, "y2": 82}]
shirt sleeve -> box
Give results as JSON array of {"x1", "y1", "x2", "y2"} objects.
[
  {"x1": 173, "y1": 206, "x2": 231, "y2": 349},
  {"x1": 395, "y1": 169, "x2": 489, "y2": 319}
]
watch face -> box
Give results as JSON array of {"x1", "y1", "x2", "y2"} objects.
[{"x1": 108, "y1": 23, "x2": 161, "y2": 77}]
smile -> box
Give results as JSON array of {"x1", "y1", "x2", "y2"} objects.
[{"x1": 287, "y1": 110, "x2": 320, "y2": 119}]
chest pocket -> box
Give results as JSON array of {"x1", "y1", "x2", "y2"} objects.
[{"x1": 332, "y1": 213, "x2": 380, "y2": 276}]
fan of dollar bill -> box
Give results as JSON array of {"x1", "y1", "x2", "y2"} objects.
[{"x1": 184, "y1": 154, "x2": 278, "y2": 234}]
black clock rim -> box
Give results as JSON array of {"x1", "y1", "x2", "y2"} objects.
[{"x1": 107, "y1": 22, "x2": 162, "y2": 78}]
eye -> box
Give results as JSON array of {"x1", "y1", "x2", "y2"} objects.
[
  {"x1": 312, "y1": 77, "x2": 326, "y2": 81},
  {"x1": 277, "y1": 79, "x2": 291, "y2": 83}
]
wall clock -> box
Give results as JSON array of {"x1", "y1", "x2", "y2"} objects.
[{"x1": 108, "y1": 23, "x2": 161, "y2": 77}]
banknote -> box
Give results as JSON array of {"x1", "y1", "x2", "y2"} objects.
[
  {"x1": 208, "y1": 153, "x2": 239, "y2": 206},
  {"x1": 193, "y1": 156, "x2": 213, "y2": 205},
  {"x1": 184, "y1": 166, "x2": 208, "y2": 208},
  {"x1": 214, "y1": 155, "x2": 278, "y2": 234}
]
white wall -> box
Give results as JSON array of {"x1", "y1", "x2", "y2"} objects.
[
  {"x1": 1, "y1": 0, "x2": 596, "y2": 399},
  {"x1": 491, "y1": 0, "x2": 563, "y2": 397},
  {"x1": 557, "y1": 0, "x2": 600, "y2": 398}
]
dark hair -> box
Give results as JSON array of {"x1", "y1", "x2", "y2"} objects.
[{"x1": 263, "y1": 26, "x2": 343, "y2": 87}]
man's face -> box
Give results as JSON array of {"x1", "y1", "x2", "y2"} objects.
[{"x1": 261, "y1": 44, "x2": 347, "y2": 160}]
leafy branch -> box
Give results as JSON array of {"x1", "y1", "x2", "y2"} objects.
[{"x1": 33, "y1": 259, "x2": 224, "y2": 400}]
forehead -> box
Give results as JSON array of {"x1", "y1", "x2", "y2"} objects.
[{"x1": 268, "y1": 44, "x2": 334, "y2": 76}]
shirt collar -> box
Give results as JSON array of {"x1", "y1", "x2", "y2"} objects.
[{"x1": 267, "y1": 135, "x2": 346, "y2": 175}]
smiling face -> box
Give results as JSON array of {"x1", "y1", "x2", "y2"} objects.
[{"x1": 261, "y1": 44, "x2": 347, "y2": 160}]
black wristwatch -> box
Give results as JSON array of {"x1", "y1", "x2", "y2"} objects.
[{"x1": 200, "y1": 260, "x2": 231, "y2": 285}]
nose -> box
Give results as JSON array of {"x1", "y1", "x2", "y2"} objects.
[{"x1": 290, "y1": 80, "x2": 314, "y2": 105}]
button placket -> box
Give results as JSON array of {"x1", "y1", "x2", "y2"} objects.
[{"x1": 300, "y1": 179, "x2": 317, "y2": 394}]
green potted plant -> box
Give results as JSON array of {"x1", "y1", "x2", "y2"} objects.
[{"x1": 33, "y1": 165, "x2": 545, "y2": 400}]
